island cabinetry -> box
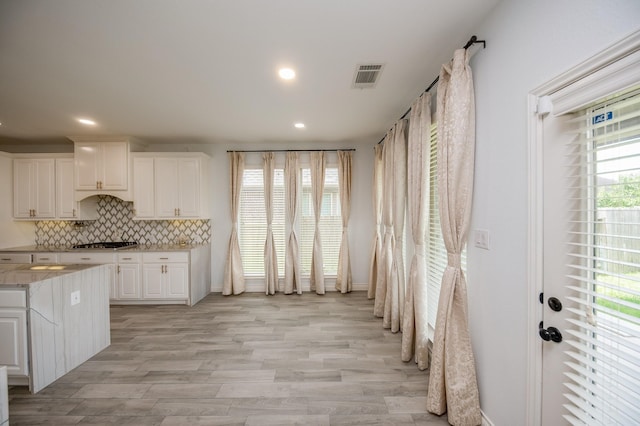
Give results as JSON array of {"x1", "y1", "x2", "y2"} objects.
[
  {"x1": 0, "y1": 264, "x2": 111, "y2": 393},
  {"x1": 0, "y1": 291, "x2": 28, "y2": 379},
  {"x1": 59, "y1": 252, "x2": 117, "y2": 299},
  {"x1": 13, "y1": 158, "x2": 56, "y2": 219},
  {"x1": 116, "y1": 253, "x2": 141, "y2": 299},
  {"x1": 142, "y1": 252, "x2": 188, "y2": 300}
]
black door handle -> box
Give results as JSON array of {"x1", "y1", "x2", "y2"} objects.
[{"x1": 539, "y1": 321, "x2": 563, "y2": 343}]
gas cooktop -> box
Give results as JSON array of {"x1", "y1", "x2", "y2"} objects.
[{"x1": 72, "y1": 241, "x2": 138, "y2": 250}]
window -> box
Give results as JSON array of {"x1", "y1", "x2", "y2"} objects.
[
  {"x1": 563, "y1": 87, "x2": 640, "y2": 424},
  {"x1": 238, "y1": 168, "x2": 285, "y2": 276},
  {"x1": 426, "y1": 123, "x2": 466, "y2": 336},
  {"x1": 238, "y1": 163, "x2": 341, "y2": 278},
  {"x1": 300, "y1": 167, "x2": 341, "y2": 275}
]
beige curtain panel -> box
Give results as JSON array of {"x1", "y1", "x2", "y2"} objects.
[
  {"x1": 310, "y1": 151, "x2": 326, "y2": 295},
  {"x1": 384, "y1": 119, "x2": 408, "y2": 332},
  {"x1": 263, "y1": 152, "x2": 278, "y2": 295},
  {"x1": 223, "y1": 151, "x2": 246, "y2": 295},
  {"x1": 401, "y1": 92, "x2": 431, "y2": 370},
  {"x1": 368, "y1": 144, "x2": 384, "y2": 299},
  {"x1": 426, "y1": 49, "x2": 481, "y2": 426},
  {"x1": 284, "y1": 152, "x2": 302, "y2": 295},
  {"x1": 336, "y1": 150, "x2": 353, "y2": 293},
  {"x1": 374, "y1": 129, "x2": 395, "y2": 318}
]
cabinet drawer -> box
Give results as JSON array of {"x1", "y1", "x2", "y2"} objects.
[
  {"x1": 59, "y1": 252, "x2": 116, "y2": 264},
  {"x1": 0, "y1": 254, "x2": 32, "y2": 264},
  {"x1": 0, "y1": 290, "x2": 27, "y2": 308},
  {"x1": 142, "y1": 252, "x2": 189, "y2": 263},
  {"x1": 117, "y1": 253, "x2": 141, "y2": 263},
  {"x1": 33, "y1": 253, "x2": 59, "y2": 264}
]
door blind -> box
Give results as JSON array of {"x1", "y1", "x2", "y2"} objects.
[{"x1": 563, "y1": 87, "x2": 640, "y2": 425}]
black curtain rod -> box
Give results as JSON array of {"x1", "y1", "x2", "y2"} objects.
[
  {"x1": 377, "y1": 35, "x2": 486, "y2": 144},
  {"x1": 227, "y1": 148, "x2": 356, "y2": 153}
]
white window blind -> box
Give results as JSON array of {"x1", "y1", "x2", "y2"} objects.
[
  {"x1": 300, "y1": 167, "x2": 341, "y2": 275},
  {"x1": 239, "y1": 165, "x2": 341, "y2": 278},
  {"x1": 427, "y1": 123, "x2": 466, "y2": 336},
  {"x1": 238, "y1": 168, "x2": 285, "y2": 276},
  {"x1": 563, "y1": 87, "x2": 640, "y2": 425}
]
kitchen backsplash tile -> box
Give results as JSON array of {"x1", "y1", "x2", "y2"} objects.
[{"x1": 35, "y1": 195, "x2": 211, "y2": 246}]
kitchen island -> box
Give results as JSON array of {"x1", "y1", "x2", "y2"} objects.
[{"x1": 0, "y1": 263, "x2": 111, "y2": 393}]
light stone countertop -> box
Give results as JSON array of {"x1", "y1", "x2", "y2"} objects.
[
  {"x1": 0, "y1": 243, "x2": 208, "y2": 253},
  {"x1": 0, "y1": 263, "x2": 106, "y2": 286}
]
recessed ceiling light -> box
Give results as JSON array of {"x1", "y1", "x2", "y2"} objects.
[
  {"x1": 77, "y1": 118, "x2": 97, "y2": 126},
  {"x1": 294, "y1": 123, "x2": 305, "y2": 129},
  {"x1": 279, "y1": 68, "x2": 296, "y2": 80}
]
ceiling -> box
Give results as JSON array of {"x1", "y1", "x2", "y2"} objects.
[{"x1": 0, "y1": 0, "x2": 499, "y2": 149}]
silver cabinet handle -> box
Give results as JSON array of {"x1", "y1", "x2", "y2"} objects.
[{"x1": 81, "y1": 257, "x2": 91, "y2": 260}]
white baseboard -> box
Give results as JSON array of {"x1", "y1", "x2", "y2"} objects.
[
  {"x1": 211, "y1": 281, "x2": 368, "y2": 293},
  {"x1": 481, "y1": 409, "x2": 494, "y2": 426}
]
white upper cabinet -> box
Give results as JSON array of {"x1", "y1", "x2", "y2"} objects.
[
  {"x1": 132, "y1": 153, "x2": 210, "y2": 220},
  {"x1": 132, "y1": 156, "x2": 155, "y2": 218},
  {"x1": 155, "y1": 157, "x2": 201, "y2": 218},
  {"x1": 13, "y1": 158, "x2": 56, "y2": 219},
  {"x1": 74, "y1": 140, "x2": 129, "y2": 191},
  {"x1": 56, "y1": 159, "x2": 97, "y2": 220}
]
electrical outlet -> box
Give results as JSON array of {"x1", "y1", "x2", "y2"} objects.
[
  {"x1": 474, "y1": 229, "x2": 490, "y2": 250},
  {"x1": 70, "y1": 291, "x2": 80, "y2": 306}
]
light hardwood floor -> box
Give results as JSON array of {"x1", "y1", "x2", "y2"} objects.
[{"x1": 9, "y1": 292, "x2": 449, "y2": 425}]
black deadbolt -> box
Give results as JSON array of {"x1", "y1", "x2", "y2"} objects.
[{"x1": 548, "y1": 297, "x2": 563, "y2": 312}]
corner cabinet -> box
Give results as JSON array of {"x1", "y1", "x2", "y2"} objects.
[
  {"x1": 132, "y1": 153, "x2": 210, "y2": 220},
  {"x1": 13, "y1": 158, "x2": 56, "y2": 219}
]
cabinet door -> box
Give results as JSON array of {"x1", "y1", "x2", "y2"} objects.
[
  {"x1": 166, "y1": 263, "x2": 188, "y2": 298},
  {"x1": 177, "y1": 158, "x2": 200, "y2": 217},
  {"x1": 35, "y1": 159, "x2": 56, "y2": 218},
  {"x1": 133, "y1": 157, "x2": 155, "y2": 218},
  {"x1": 142, "y1": 264, "x2": 164, "y2": 298},
  {"x1": 102, "y1": 142, "x2": 128, "y2": 190},
  {"x1": 154, "y1": 158, "x2": 179, "y2": 218},
  {"x1": 118, "y1": 263, "x2": 140, "y2": 299},
  {"x1": 13, "y1": 159, "x2": 55, "y2": 219},
  {"x1": 13, "y1": 159, "x2": 34, "y2": 218},
  {"x1": 0, "y1": 310, "x2": 28, "y2": 377},
  {"x1": 75, "y1": 143, "x2": 101, "y2": 190},
  {"x1": 56, "y1": 158, "x2": 77, "y2": 218}
]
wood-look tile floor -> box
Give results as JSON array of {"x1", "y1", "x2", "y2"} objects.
[{"x1": 9, "y1": 292, "x2": 449, "y2": 425}]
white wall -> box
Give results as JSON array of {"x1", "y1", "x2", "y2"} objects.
[
  {"x1": 0, "y1": 152, "x2": 36, "y2": 248},
  {"x1": 468, "y1": 1, "x2": 640, "y2": 424},
  {"x1": 205, "y1": 141, "x2": 375, "y2": 292}
]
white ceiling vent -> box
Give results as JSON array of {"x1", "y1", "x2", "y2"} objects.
[{"x1": 352, "y1": 63, "x2": 384, "y2": 89}]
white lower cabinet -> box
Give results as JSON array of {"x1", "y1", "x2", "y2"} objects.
[
  {"x1": 0, "y1": 299, "x2": 28, "y2": 379},
  {"x1": 16, "y1": 245, "x2": 211, "y2": 306},
  {"x1": 142, "y1": 252, "x2": 188, "y2": 300},
  {"x1": 116, "y1": 253, "x2": 141, "y2": 299}
]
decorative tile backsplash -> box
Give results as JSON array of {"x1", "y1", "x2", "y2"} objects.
[{"x1": 35, "y1": 195, "x2": 211, "y2": 246}]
